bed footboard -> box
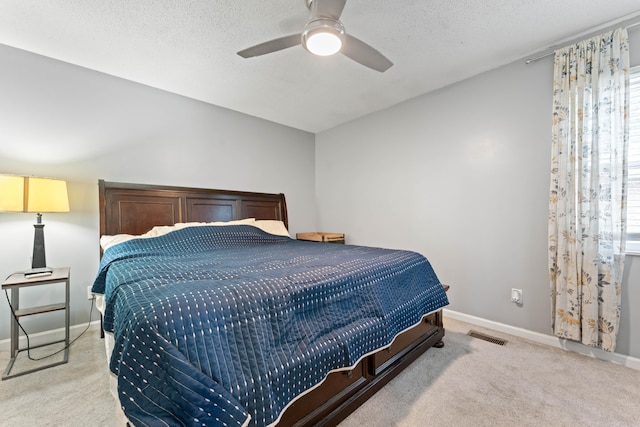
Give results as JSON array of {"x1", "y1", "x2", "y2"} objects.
[{"x1": 278, "y1": 310, "x2": 445, "y2": 426}]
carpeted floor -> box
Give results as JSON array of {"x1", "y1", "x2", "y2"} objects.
[
  {"x1": 339, "y1": 318, "x2": 640, "y2": 427},
  {"x1": 0, "y1": 325, "x2": 114, "y2": 426},
  {"x1": 1, "y1": 318, "x2": 639, "y2": 426}
]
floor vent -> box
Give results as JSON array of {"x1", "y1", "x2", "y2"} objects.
[{"x1": 467, "y1": 330, "x2": 508, "y2": 346}]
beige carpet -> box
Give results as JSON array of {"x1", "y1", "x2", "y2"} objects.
[
  {"x1": 339, "y1": 318, "x2": 640, "y2": 427},
  {"x1": 1, "y1": 318, "x2": 639, "y2": 427},
  {"x1": 0, "y1": 325, "x2": 114, "y2": 426}
]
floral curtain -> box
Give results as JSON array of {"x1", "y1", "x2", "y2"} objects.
[{"x1": 548, "y1": 28, "x2": 629, "y2": 352}]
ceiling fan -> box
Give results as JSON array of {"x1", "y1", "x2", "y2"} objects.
[{"x1": 237, "y1": 0, "x2": 393, "y2": 72}]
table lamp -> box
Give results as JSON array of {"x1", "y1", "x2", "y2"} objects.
[{"x1": 0, "y1": 175, "x2": 70, "y2": 276}]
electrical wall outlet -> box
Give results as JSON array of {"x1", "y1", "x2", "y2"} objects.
[
  {"x1": 511, "y1": 288, "x2": 523, "y2": 304},
  {"x1": 87, "y1": 285, "x2": 94, "y2": 300}
]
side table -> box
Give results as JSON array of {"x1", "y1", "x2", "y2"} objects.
[
  {"x1": 2, "y1": 267, "x2": 70, "y2": 380},
  {"x1": 296, "y1": 232, "x2": 345, "y2": 244}
]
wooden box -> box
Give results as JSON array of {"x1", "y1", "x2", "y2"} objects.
[{"x1": 296, "y1": 232, "x2": 345, "y2": 244}]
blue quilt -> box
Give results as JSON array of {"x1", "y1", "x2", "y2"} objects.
[{"x1": 92, "y1": 225, "x2": 448, "y2": 427}]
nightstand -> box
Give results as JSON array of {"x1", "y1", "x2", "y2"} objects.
[
  {"x1": 2, "y1": 267, "x2": 70, "y2": 380},
  {"x1": 296, "y1": 232, "x2": 345, "y2": 244}
]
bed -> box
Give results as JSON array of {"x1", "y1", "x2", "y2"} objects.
[{"x1": 92, "y1": 180, "x2": 449, "y2": 427}]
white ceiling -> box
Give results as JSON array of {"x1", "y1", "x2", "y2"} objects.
[{"x1": 1, "y1": 1, "x2": 640, "y2": 133}]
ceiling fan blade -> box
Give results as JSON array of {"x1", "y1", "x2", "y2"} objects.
[
  {"x1": 237, "y1": 34, "x2": 302, "y2": 58},
  {"x1": 341, "y1": 34, "x2": 393, "y2": 72},
  {"x1": 314, "y1": 0, "x2": 347, "y2": 20}
]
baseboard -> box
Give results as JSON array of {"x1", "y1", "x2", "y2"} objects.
[
  {"x1": 444, "y1": 309, "x2": 640, "y2": 371},
  {"x1": 0, "y1": 320, "x2": 101, "y2": 352}
]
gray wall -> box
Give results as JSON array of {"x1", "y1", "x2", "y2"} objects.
[
  {"x1": 316, "y1": 28, "x2": 640, "y2": 358},
  {"x1": 0, "y1": 44, "x2": 316, "y2": 341}
]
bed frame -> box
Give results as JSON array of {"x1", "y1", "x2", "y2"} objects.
[{"x1": 98, "y1": 180, "x2": 445, "y2": 427}]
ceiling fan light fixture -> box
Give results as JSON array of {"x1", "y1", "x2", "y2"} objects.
[
  {"x1": 237, "y1": 0, "x2": 393, "y2": 72},
  {"x1": 302, "y1": 18, "x2": 345, "y2": 56}
]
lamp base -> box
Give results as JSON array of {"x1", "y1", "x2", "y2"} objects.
[
  {"x1": 24, "y1": 267, "x2": 53, "y2": 277},
  {"x1": 32, "y1": 220, "x2": 47, "y2": 271}
]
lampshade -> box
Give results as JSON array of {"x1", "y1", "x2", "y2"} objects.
[
  {"x1": 0, "y1": 175, "x2": 69, "y2": 213},
  {"x1": 25, "y1": 177, "x2": 70, "y2": 213}
]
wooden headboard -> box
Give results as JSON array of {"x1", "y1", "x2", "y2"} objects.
[{"x1": 98, "y1": 180, "x2": 288, "y2": 236}]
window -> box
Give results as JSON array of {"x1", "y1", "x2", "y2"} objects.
[{"x1": 628, "y1": 66, "x2": 640, "y2": 253}]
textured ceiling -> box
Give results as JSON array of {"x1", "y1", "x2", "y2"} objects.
[{"x1": 1, "y1": 1, "x2": 640, "y2": 133}]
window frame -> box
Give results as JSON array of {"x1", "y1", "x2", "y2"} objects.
[{"x1": 626, "y1": 65, "x2": 640, "y2": 254}]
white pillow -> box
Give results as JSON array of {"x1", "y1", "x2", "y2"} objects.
[
  {"x1": 252, "y1": 220, "x2": 290, "y2": 237},
  {"x1": 100, "y1": 234, "x2": 139, "y2": 251},
  {"x1": 175, "y1": 218, "x2": 257, "y2": 229},
  {"x1": 100, "y1": 218, "x2": 258, "y2": 251}
]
